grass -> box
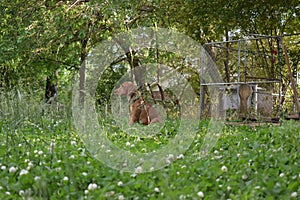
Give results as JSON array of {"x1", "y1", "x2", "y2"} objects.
[{"x1": 0, "y1": 91, "x2": 299, "y2": 199}]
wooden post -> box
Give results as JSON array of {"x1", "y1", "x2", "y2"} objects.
[
  {"x1": 283, "y1": 44, "x2": 300, "y2": 116},
  {"x1": 239, "y1": 84, "x2": 253, "y2": 118}
]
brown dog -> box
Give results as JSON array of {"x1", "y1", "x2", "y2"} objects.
[{"x1": 114, "y1": 82, "x2": 163, "y2": 125}]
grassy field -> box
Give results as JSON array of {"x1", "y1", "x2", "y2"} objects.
[{"x1": 0, "y1": 93, "x2": 299, "y2": 199}]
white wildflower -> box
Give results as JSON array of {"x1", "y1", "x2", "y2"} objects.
[
  {"x1": 154, "y1": 187, "x2": 160, "y2": 192},
  {"x1": 1, "y1": 165, "x2": 6, "y2": 171},
  {"x1": 197, "y1": 191, "x2": 204, "y2": 198},
  {"x1": 38, "y1": 150, "x2": 43, "y2": 155},
  {"x1": 19, "y1": 169, "x2": 28, "y2": 176},
  {"x1": 291, "y1": 192, "x2": 298, "y2": 198},
  {"x1": 88, "y1": 183, "x2": 98, "y2": 190},
  {"x1": 19, "y1": 190, "x2": 25, "y2": 196},
  {"x1": 221, "y1": 165, "x2": 228, "y2": 172},
  {"x1": 63, "y1": 176, "x2": 69, "y2": 182},
  {"x1": 55, "y1": 167, "x2": 61, "y2": 172},
  {"x1": 242, "y1": 174, "x2": 248, "y2": 180},
  {"x1": 279, "y1": 173, "x2": 284, "y2": 177},
  {"x1": 117, "y1": 181, "x2": 123, "y2": 186},
  {"x1": 27, "y1": 162, "x2": 34, "y2": 170},
  {"x1": 82, "y1": 172, "x2": 88, "y2": 176},
  {"x1": 9, "y1": 166, "x2": 17, "y2": 173},
  {"x1": 118, "y1": 195, "x2": 125, "y2": 200},
  {"x1": 69, "y1": 155, "x2": 75, "y2": 159},
  {"x1": 34, "y1": 176, "x2": 41, "y2": 181},
  {"x1": 177, "y1": 154, "x2": 184, "y2": 159},
  {"x1": 70, "y1": 141, "x2": 76, "y2": 146},
  {"x1": 135, "y1": 166, "x2": 143, "y2": 174}
]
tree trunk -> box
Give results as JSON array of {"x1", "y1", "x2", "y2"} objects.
[
  {"x1": 45, "y1": 72, "x2": 58, "y2": 104},
  {"x1": 78, "y1": 21, "x2": 92, "y2": 108}
]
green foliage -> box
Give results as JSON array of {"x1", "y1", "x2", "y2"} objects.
[{"x1": 1, "y1": 91, "x2": 300, "y2": 199}]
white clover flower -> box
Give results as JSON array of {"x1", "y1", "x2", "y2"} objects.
[
  {"x1": 221, "y1": 165, "x2": 228, "y2": 172},
  {"x1": 279, "y1": 173, "x2": 284, "y2": 177},
  {"x1": 1, "y1": 165, "x2": 6, "y2": 171},
  {"x1": 242, "y1": 174, "x2": 248, "y2": 180},
  {"x1": 69, "y1": 155, "x2": 75, "y2": 159},
  {"x1": 57, "y1": 160, "x2": 62, "y2": 163},
  {"x1": 84, "y1": 190, "x2": 89, "y2": 195},
  {"x1": 118, "y1": 195, "x2": 125, "y2": 200},
  {"x1": 117, "y1": 181, "x2": 123, "y2": 186},
  {"x1": 63, "y1": 176, "x2": 69, "y2": 181},
  {"x1": 291, "y1": 192, "x2": 298, "y2": 198},
  {"x1": 20, "y1": 169, "x2": 28, "y2": 176},
  {"x1": 227, "y1": 186, "x2": 231, "y2": 191},
  {"x1": 154, "y1": 187, "x2": 160, "y2": 192},
  {"x1": 18, "y1": 143, "x2": 22, "y2": 147},
  {"x1": 34, "y1": 176, "x2": 41, "y2": 181},
  {"x1": 5, "y1": 191, "x2": 10, "y2": 195},
  {"x1": 34, "y1": 150, "x2": 38, "y2": 154},
  {"x1": 70, "y1": 141, "x2": 76, "y2": 146},
  {"x1": 135, "y1": 166, "x2": 143, "y2": 174},
  {"x1": 19, "y1": 190, "x2": 25, "y2": 196},
  {"x1": 237, "y1": 153, "x2": 241, "y2": 157},
  {"x1": 55, "y1": 167, "x2": 61, "y2": 172},
  {"x1": 82, "y1": 172, "x2": 88, "y2": 176},
  {"x1": 177, "y1": 154, "x2": 184, "y2": 159},
  {"x1": 88, "y1": 183, "x2": 98, "y2": 190},
  {"x1": 125, "y1": 142, "x2": 131, "y2": 146},
  {"x1": 176, "y1": 171, "x2": 180, "y2": 175},
  {"x1": 38, "y1": 150, "x2": 43, "y2": 155},
  {"x1": 27, "y1": 162, "x2": 34, "y2": 170},
  {"x1": 9, "y1": 166, "x2": 17, "y2": 173},
  {"x1": 197, "y1": 191, "x2": 204, "y2": 198}
]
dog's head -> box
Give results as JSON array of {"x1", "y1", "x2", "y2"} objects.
[{"x1": 114, "y1": 81, "x2": 137, "y2": 96}]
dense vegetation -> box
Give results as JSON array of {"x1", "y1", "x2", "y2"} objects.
[{"x1": 0, "y1": 93, "x2": 299, "y2": 199}]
